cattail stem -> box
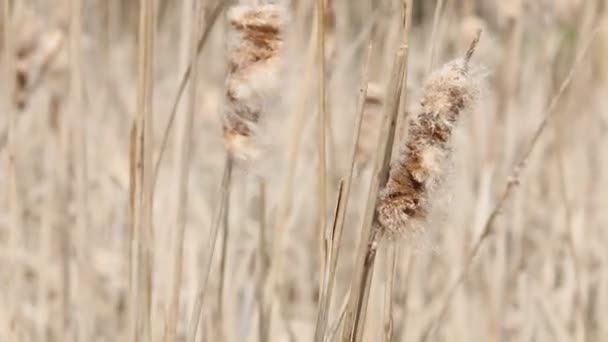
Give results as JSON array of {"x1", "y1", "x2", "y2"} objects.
[
  {"x1": 164, "y1": 0, "x2": 203, "y2": 341},
  {"x1": 382, "y1": 243, "x2": 398, "y2": 342},
  {"x1": 152, "y1": 1, "x2": 225, "y2": 196},
  {"x1": 187, "y1": 154, "x2": 234, "y2": 342},
  {"x1": 69, "y1": 0, "x2": 91, "y2": 339},
  {"x1": 313, "y1": 41, "x2": 374, "y2": 342},
  {"x1": 129, "y1": 0, "x2": 156, "y2": 340},
  {"x1": 316, "y1": 0, "x2": 329, "y2": 276},
  {"x1": 218, "y1": 175, "x2": 232, "y2": 342},
  {"x1": 256, "y1": 179, "x2": 270, "y2": 342},
  {"x1": 3, "y1": 0, "x2": 23, "y2": 340},
  {"x1": 427, "y1": 0, "x2": 445, "y2": 73}
]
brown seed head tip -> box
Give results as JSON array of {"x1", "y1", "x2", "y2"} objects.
[
  {"x1": 464, "y1": 29, "x2": 482, "y2": 69},
  {"x1": 228, "y1": 4, "x2": 287, "y2": 36}
]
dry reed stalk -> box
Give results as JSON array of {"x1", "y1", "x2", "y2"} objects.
[
  {"x1": 187, "y1": 155, "x2": 233, "y2": 342},
  {"x1": 313, "y1": 41, "x2": 373, "y2": 342},
  {"x1": 326, "y1": 289, "x2": 350, "y2": 341},
  {"x1": 256, "y1": 179, "x2": 270, "y2": 342},
  {"x1": 315, "y1": 0, "x2": 329, "y2": 335},
  {"x1": 3, "y1": 0, "x2": 20, "y2": 340},
  {"x1": 218, "y1": 176, "x2": 232, "y2": 342},
  {"x1": 152, "y1": 1, "x2": 226, "y2": 194},
  {"x1": 315, "y1": 179, "x2": 345, "y2": 342},
  {"x1": 382, "y1": 243, "x2": 398, "y2": 342},
  {"x1": 164, "y1": 1, "x2": 204, "y2": 341},
  {"x1": 342, "y1": 3, "x2": 411, "y2": 341},
  {"x1": 68, "y1": 0, "x2": 92, "y2": 339},
  {"x1": 427, "y1": 0, "x2": 445, "y2": 73},
  {"x1": 422, "y1": 28, "x2": 599, "y2": 341},
  {"x1": 129, "y1": 0, "x2": 156, "y2": 340}
]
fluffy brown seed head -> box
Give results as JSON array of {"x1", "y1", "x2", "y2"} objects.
[
  {"x1": 375, "y1": 37, "x2": 480, "y2": 240},
  {"x1": 223, "y1": 4, "x2": 287, "y2": 161}
]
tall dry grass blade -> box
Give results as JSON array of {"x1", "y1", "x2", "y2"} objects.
[
  {"x1": 129, "y1": 0, "x2": 156, "y2": 340},
  {"x1": 218, "y1": 175, "x2": 231, "y2": 342},
  {"x1": 257, "y1": 179, "x2": 270, "y2": 342},
  {"x1": 164, "y1": 0, "x2": 204, "y2": 341},
  {"x1": 69, "y1": 0, "x2": 91, "y2": 339},
  {"x1": 313, "y1": 41, "x2": 374, "y2": 342},
  {"x1": 326, "y1": 289, "x2": 350, "y2": 342},
  {"x1": 316, "y1": 180, "x2": 345, "y2": 342},
  {"x1": 382, "y1": 243, "x2": 397, "y2": 342},
  {"x1": 187, "y1": 155, "x2": 233, "y2": 342},
  {"x1": 427, "y1": 0, "x2": 445, "y2": 73},
  {"x1": 422, "y1": 27, "x2": 599, "y2": 341},
  {"x1": 152, "y1": 0, "x2": 226, "y2": 195},
  {"x1": 3, "y1": 1, "x2": 21, "y2": 339},
  {"x1": 316, "y1": 0, "x2": 329, "y2": 273}
]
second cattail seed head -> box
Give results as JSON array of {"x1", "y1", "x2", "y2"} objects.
[{"x1": 223, "y1": 3, "x2": 288, "y2": 163}]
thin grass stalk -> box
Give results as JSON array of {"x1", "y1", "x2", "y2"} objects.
[
  {"x1": 342, "y1": 42, "x2": 408, "y2": 342},
  {"x1": 187, "y1": 155, "x2": 234, "y2": 342},
  {"x1": 316, "y1": 0, "x2": 329, "y2": 284},
  {"x1": 164, "y1": 0, "x2": 203, "y2": 341},
  {"x1": 152, "y1": 1, "x2": 226, "y2": 195},
  {"x1": 382, "y1": 243, "x2": 398, "y2": 342},
  {"x1": 3, "y1": 0, "x2": 20, "y2": 339},
  {"x1": 315, "y1": 179, "x2": 344, "y2": 342},
  {"x1": 422, "y1": 28, "x2": 599, "y2": 342},
  {"x1": 257, "y1": 179, "x2": 269, "y2": 342},
  {"x1": 427, "y1": 0, "x2": 445, "y2": 73},
  {"x1": 69, "y1": 0, "x2": 92, "y2": 338},
  {"x1": 130, "y1": 0, "x2": 156, "y2": 340},
  {"x1": 218, "y1": 176, "x2": 231, "y2": 342},
  {"x1": 326, "y1": 289, "x2": 350, "y2": 342},
  {"x1": 313, "y1": 42, "x2": 374, "y2": 342}
]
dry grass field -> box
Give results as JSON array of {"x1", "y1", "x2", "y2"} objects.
[{"x1": 1, "y1": 0, "x2": 608, "y2": 341}]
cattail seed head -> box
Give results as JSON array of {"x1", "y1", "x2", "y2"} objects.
[
  {"x1": 223, "y1": 3, "x2": 288, "y2": 162},
  {"x1": 375, "y1": 35, "x2": 481, "y2": 240}
]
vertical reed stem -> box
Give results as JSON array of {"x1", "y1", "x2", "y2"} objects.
[
  {"x1": 130, "y1": 0, "x2": 156, "y2": 340},
  {"x1": 164, "y1": 0, "x2": 203, "y2": 340},
  {"x1": 187, "y1": 155, "x2": 234, "y2": 342}
]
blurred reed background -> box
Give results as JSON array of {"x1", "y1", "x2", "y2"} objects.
[{"x1": 1, "y1": 0, "x2": 608, "y2": 341}]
